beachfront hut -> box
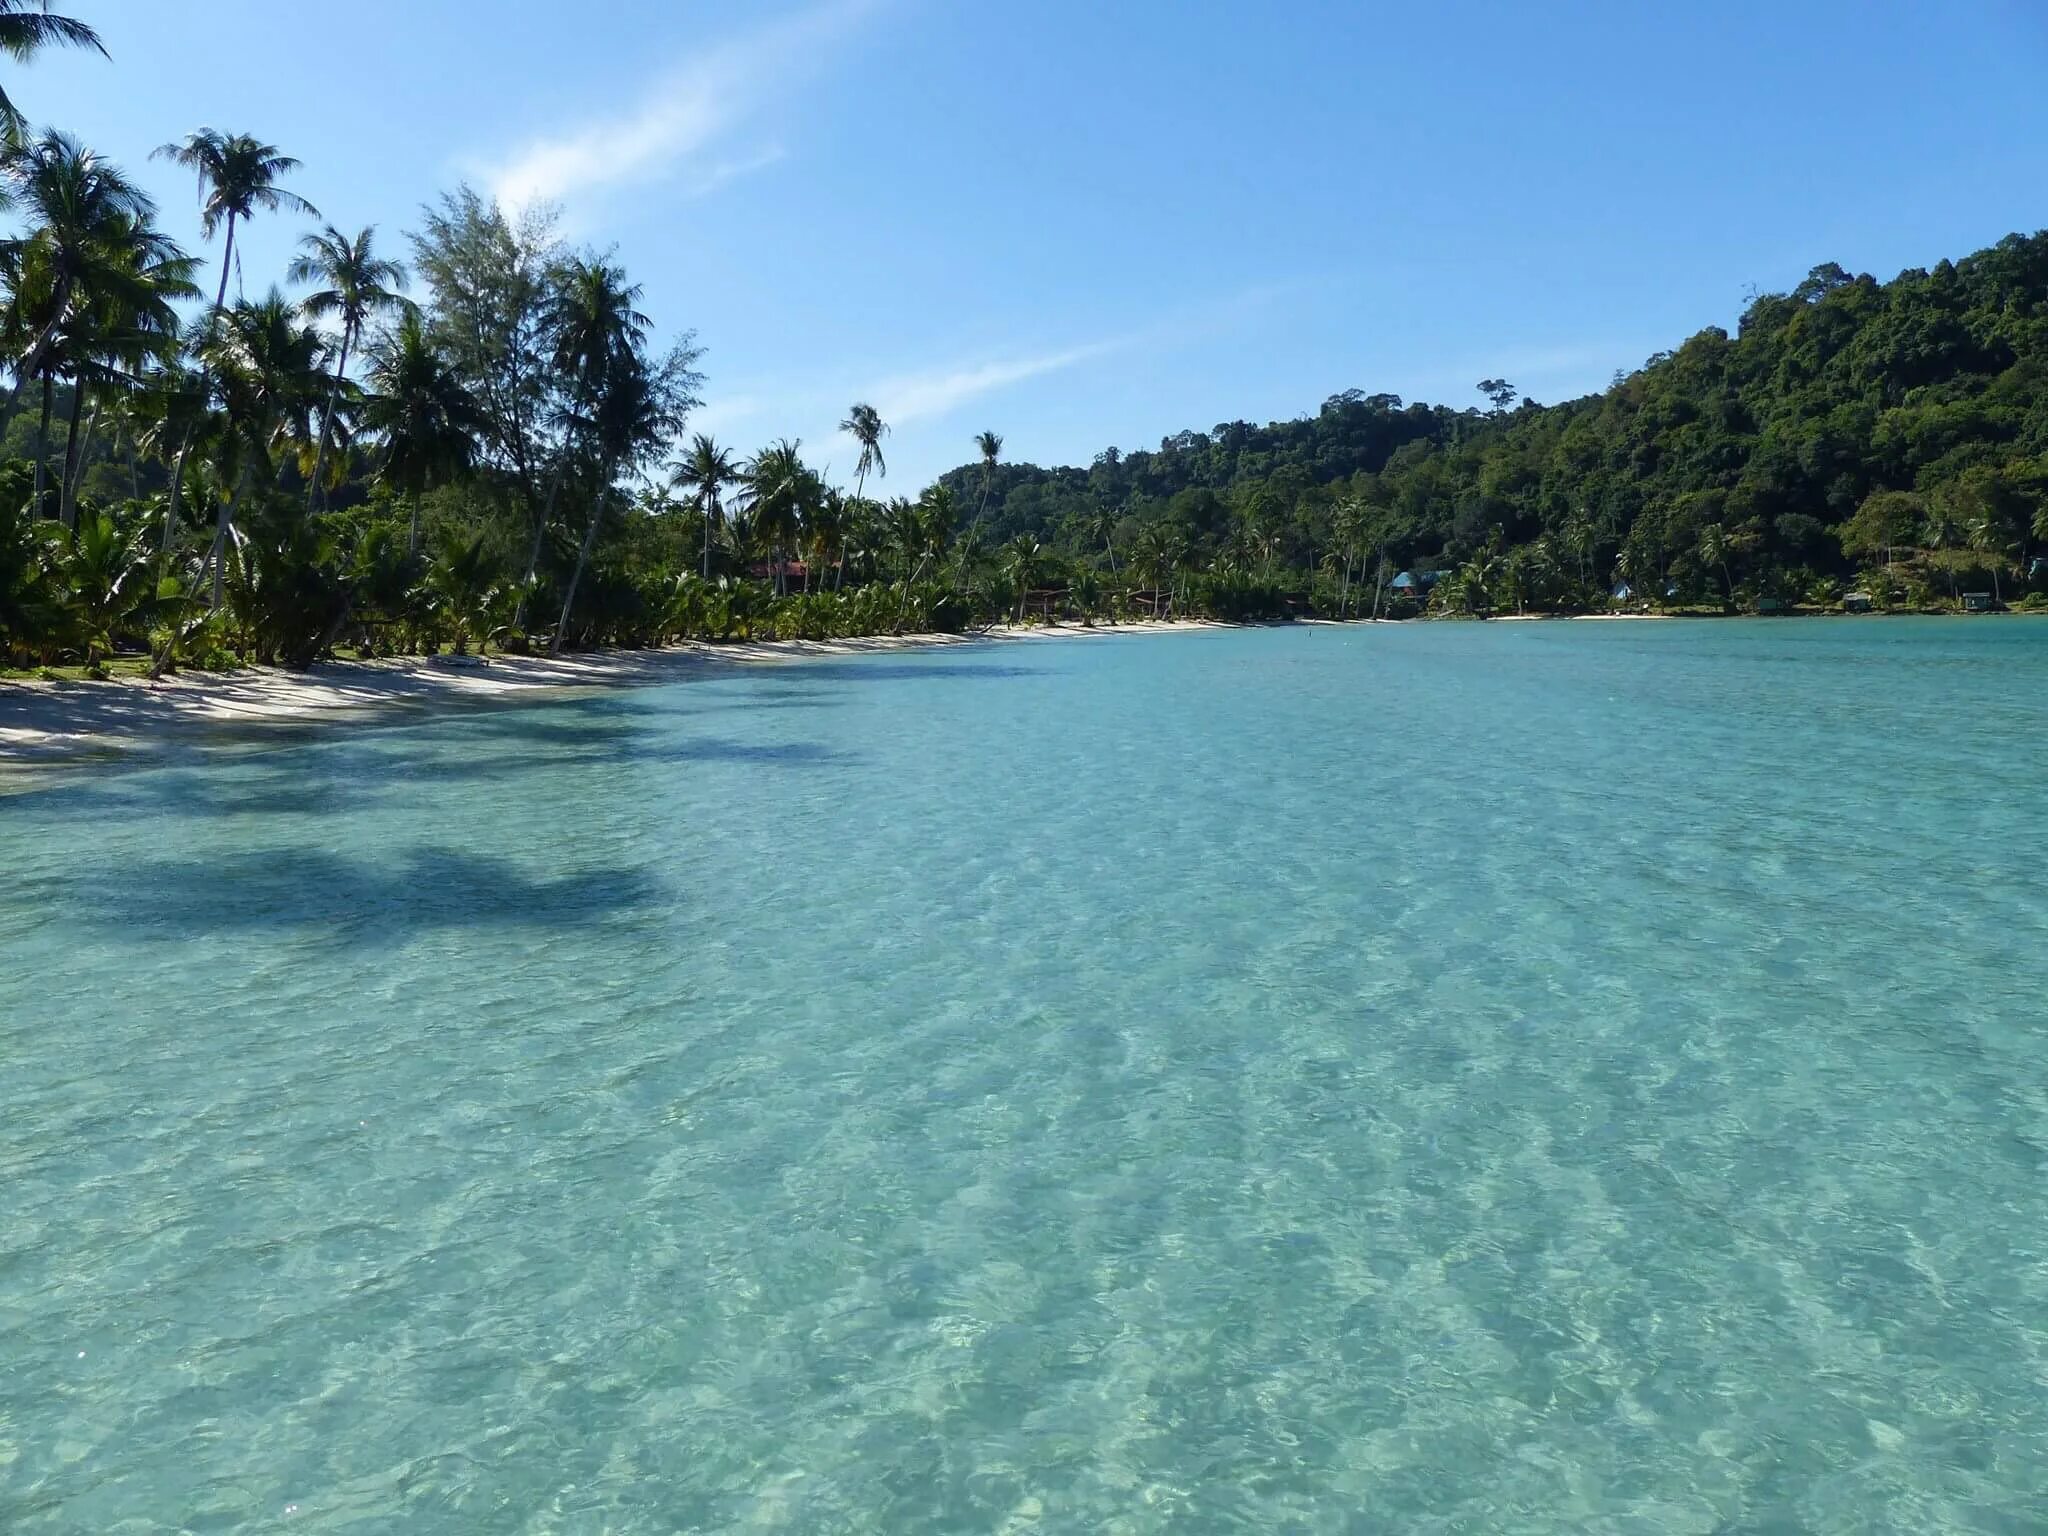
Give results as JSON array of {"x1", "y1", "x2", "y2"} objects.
[
  {"x1": 1610, "y1": 581, "x2": 1635, "y2": 602},
  {"x1": 1389, "y1": 571, "x2": 1420, "y2": 595},
  {"x1": 1755, "y1": 596, "x2": 1786, "y2": 614},
  {"x1": 1021, "y1": 588, "x2": 1069, "y2": 622},
  {"x1": 1963, "y1": 591, "x2": 1997, "y2": 613},
  {"x1": 1843, "y1": 591, "x2": 1873, "y2": 613}
]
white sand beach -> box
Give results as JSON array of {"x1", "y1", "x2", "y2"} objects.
[{"x1": 0, "y1": 621, "x2": 1230, "y2": 768}]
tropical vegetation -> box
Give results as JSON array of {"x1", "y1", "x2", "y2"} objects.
[{"x1": 4, "y1": 10, "x2": 2047, "y2": 678}]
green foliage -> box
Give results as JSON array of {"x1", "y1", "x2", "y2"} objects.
[{"x1": 8, "y1": 17, "x2": 2048, "y2": 673}]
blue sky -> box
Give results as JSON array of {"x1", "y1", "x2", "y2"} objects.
[{"x1": 31, "y1": 0, "x2": 2048, "y2": 491}]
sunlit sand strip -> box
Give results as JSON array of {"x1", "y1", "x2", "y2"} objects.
[{"x1": 0, "y1": 620, "x2": 1230, "y2": 768}]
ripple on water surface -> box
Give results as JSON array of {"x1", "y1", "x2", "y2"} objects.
[{"x1": 3, "y1": 618, "x2": 2047, "y2": 1532}]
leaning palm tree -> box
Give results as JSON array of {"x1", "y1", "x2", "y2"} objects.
[
  {"x1": 153, "y1": 130, "x2": 318, "y2": 317},
  {"x1": 0, "y1": 1, "x2": 105, "y2": 135},
  {"x1": 840, "y1": 400, "x2": 886, "y2": 505},
  {"x1": 287, "y1": 224, "x2": 410, "y2": 511},
  {"x1": 361, "y1": 310, "x2": 479, "y2": 557},
  {"x1": 553, "y1": 342, "x2": 691, "y2": 652},
  {"x1": 670, "y1": 432, "x2": 737, "y2": 579},
  {"x1": 514, "y1": 254, "x2": 649, "y2": 628}
]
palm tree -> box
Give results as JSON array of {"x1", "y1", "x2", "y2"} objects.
[
  {"x1": 0, "y1": 1, "x2": 105, "y2": 134},
  {"x1": 553, "y1": 342, "x2": 687, "y2": 652},
  {"x1": 63, "y1": 507, "x2": 156, "y2": 663},
  {"x1": 1081, "y1": 503, "x2": 1121, "y2": 576},
  {"x1": 1130, "y1": 522, "x2": 1178, "y2": 617},
  {"x1": 427, "y1": 527, "x2": 503, "y2": 656},
  {"x1": 741, "y1": 439, "x2": 815, "y2": 596},
  {"x1": 153, "y1": 130, "x2": 317, "y2": 317},
  {"x1": 555, "y1": 334, "x2": 694, "y2": 650},
  {"x1": 671, "y1": 432, "x2": 737, "y2": 579},
  {"x1": 195, "y1": 289, "x2": 325, "y2": 604},
  {"x1": 361, "y1": 310, "x2": 479, "y2": 557},
  {"x1": 1002, "y1": 535, "x2": 1041, "y2": 623},
  {"x1": 51, "y1": 209, "x2": 196, "y2": 529},
  {"x1": 0, "y1": 131, "x2": 162, "y2": 517},
  {"x1": 1969, "y1": 509, "x2": 2017, "y2": 606},
  {"x1": 288, "y1": 224, "x2": 410, "y2": 512},
  {"x1": 515, "y1": 255, "x2": 648, "y2": 627},
  {"x1": 973, "y1": 428, "x2": 1002, "y2": 519},
  {"x1": 841, "y1": 400, "x2": 886, "y2": 506},
  {"x1": 1696, "y1": 522, "x2": 1733, "y2": 606}
]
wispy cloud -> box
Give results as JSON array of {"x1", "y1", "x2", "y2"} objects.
[
  {"x1": 868, "y1": 340, "x2": 1125, "y2": 427},
  {"x1": 481, "y1": 0, "x2": 876, "y2": 215}
]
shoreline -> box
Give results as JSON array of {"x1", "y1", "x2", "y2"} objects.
[
  {"x1": 5, "y1": 608, "x2": 2039, "y2": 771},
  {"x1": 0, "y1": 620, "x2": 1229, "y2": 770}
]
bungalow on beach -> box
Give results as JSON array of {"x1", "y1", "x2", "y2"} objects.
[
  {"x1": 1962, "y1": 592, "x2": 1998, "y2": 613},
  {"x1": 1843, "y1": 591, "x2": 1873, "y2": 613}
]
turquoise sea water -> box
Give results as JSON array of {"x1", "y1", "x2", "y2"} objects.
[{"x1": 4, "y1": 617, "x2": 2048, "y2": 1532}]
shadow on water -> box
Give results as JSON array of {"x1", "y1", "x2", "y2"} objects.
[
  {"x1": 13, "y1": 728, "x2": 855, "y2": 821},
  {"x1": 50, "y1": 845, "x2": 665, "y2": 944}
]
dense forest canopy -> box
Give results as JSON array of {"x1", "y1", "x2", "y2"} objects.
[
  {"x1": 3, "y1": 4, "x2": 2045, "y2": 676},
  {"x1": 935, "y1": 241, "x2": 2048, "y2": 612}
]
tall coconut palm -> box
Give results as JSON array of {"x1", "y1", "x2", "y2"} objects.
[
  {"x1": 154, "y1": 131, "x2": 317, "y2": 317},
  {"x1": 0, "y1": 131, "x2": 175, "y2": 521},
  {"x1": 53, "y1": 209, "x2": 197, "y2": 529},
  {"x1": 553, "y1": 342, "x2": 688, "y2": 652},
  {"x1": 741, "y1": 439, "x2": 815, "y2": 596},
  {"x1": 670, "y1": 432, "x2": 736, "y2": 579},
  {"x1": 973, "y1": 429, "x2": 1002, "y2": 522},
  {"x1": 841, "y1": 400, "x2": 886, "y2": 505},
  {"x1": 195, "y1": 289, "x2": 325, "y2": 604},
  {"x1": 153, "y1": 130, "x2": 315, "y2": 557},
  {"x1": 361, "y1": 310, "x2": 479, "y2": 557},
  {"x1": 287, "y1": 224, "x2": 410, "y2": 512},
  {"x1": 515, "y1": 255, "x2": 649, "y2": 626},
  {"x1": 0, "y1": 1, "x2": 105, "y2": 134}
]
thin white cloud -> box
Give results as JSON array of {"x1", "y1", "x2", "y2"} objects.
[
  {"x1": 481, "y1": 0, "x2": 875, "y2": 215},
  {"x1": 868, "y1": 340, "x2": 1124, "y2": 427}
]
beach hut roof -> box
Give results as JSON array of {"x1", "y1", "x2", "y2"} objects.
[{"x1": 1390, "y1": 571, "x2": 1418, "y2": 589}]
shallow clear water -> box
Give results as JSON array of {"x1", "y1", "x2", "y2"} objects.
[{"x1": 4, "y1": 618, "x2": 2048, "y2": 1532}]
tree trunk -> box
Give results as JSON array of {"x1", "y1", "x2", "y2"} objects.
[
  {"x1": 305, "y1": 327, "x2": 351, "y2": 514},
  {"x1": 408, "y1": 489, "x2": 422, "y2": 561},
  {"x1": 32, "y1": 374, "x2": 53, "y2": 520},
  {"x1": 205, "y1": 462, "x2": 253, "y2": 610},
  {"x1": 553, "y1": 472, "x2": 612, "y2": 653},
  {"x1": 161, "y1": 435, "x2": 193, "y2": 557},
  {"x1": 214, "y1": 216, "x2": 237, "y2": 313},
  {"x1": 700, "y1": 498, "x2": 713, "y2": 580},
  {"x1": 514, "y1": 457, "x2": 569, "y2": 632},
  {"x1": 57, "y1": 377, "x2": 89, "y2": 530}
]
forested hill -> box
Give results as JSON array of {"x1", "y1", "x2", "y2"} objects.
[{"x1": 937, "y1": 232, "x2": 2048, "y2": 594}]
